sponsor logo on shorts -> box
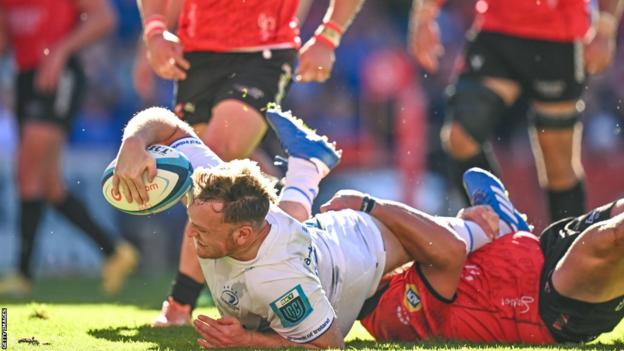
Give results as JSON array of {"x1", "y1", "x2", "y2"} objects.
[
  {"x1": 233, "y1": 84, "x2": 265, "y2": 100},
  {"x1": 615, "y1": 298, "x2": 624, "y2": 312},
  {"x1": 469, "y1": 54, "x2": 484, "y2": 71},
  {"x1": 403, "y1": 284, "x2": 421, "y2": 312},
  {"x1": 552, "y1": 313, "x2": 569, "y2": 331},
  {"x1": 270, "y1": 285, "x2": 313, "y2": 327},
  {"x1": 585, "y1": 210, "x2": 599, "y2": 224},
  {"x1": 174, "y1": 102, "x2": 195, "y2": 118},
  {"x1": 533, "y1": 80, "x2": 565, "y2": 98}
]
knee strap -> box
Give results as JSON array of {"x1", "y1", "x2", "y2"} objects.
[
  {"x1": 531, "y1": 109, "x2": 581, "y2": 130},
  {"x1": 446, "y1": 78, "x2": 506, "y2": 144}
]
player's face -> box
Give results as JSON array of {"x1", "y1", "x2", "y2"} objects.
[{"x1": 186, "y1": 201, "x2": 237, "y2": 259}]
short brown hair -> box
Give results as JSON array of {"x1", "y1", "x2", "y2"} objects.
[{"x1": 191, "y1": 160, "x2": 277, "y2": 226}]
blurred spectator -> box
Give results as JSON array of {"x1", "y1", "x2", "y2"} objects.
[{"x1": 0, "y1": 0, "x2": 138, "y2": 297}]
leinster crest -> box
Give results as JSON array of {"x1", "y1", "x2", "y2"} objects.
[{"x1": 270, "y1": 284, "x2": 313, "y2": 327}]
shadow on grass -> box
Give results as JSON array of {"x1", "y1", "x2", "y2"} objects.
[
  {"x1": 346, "y1": 339, "x2": 624, "y2": 350},
  {"x1": 88, "y1": 328, "x2": 624, "y2": 351},
  {"x1": 89, "y1": 325, "x2": 200, "y2": 351}
]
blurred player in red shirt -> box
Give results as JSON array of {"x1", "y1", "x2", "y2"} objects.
[
  {"x1": 410, "y1": 0, "x2": 623, "y2": 222},
  {"x1": 323, "y1": 168, "x2": 624, "y2": 345},
  {"x1": 0, "y1": 0, "x2": 138, "y2": 296},
  {"x1": 132, "y1": 0, "x2": 365, "y2": 326}
]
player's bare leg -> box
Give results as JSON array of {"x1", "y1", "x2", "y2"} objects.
[
  {"x1": 442, "y1": 77, "x2": 520, "y2": 160},
  {"x1": 0, "y1": 123, "x2": 60, "y2": 296},
  {"x1": 197, "y1": 99, "x2": 268, "y2": 161},
  {"x1": 529, "y1": 100, "x2": 585, "y2": 220},
  {"x1": 551, "y1": 199, "x2": 624, "y2": 303},
  {"x1": 441, "y1": 77, "x2": 521, "y2": 202}
]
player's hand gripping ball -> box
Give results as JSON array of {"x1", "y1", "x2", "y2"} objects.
[{"x1": 101, "y1": 144, "x2": 193, "y2": 215}]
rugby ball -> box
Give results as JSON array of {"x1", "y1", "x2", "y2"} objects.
[{"x1": 101, "y1": 144, "x2": 193, "y2": 215}]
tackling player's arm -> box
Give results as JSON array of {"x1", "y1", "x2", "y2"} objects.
[
  {"x1": 321, "y1": 191, "x2": 467, "y2": 300},
  {"x1": 296, "y1": 0, "x2": 364, "y2": 82},
  {"x1": 36, "y1": 0, "x2": 116, "y2": 92},
  {"x1": 113, "y1": 107, "x2": 198, "y2": 204}
]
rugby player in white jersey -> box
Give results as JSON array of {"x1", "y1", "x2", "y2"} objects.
[{"x1": 112, "y1": 106, "x2": 506, "y2": 348}]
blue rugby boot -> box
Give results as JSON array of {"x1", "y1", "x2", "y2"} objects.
[
  {"x1": 266, "y1": 105, "x2": 341, "y2": 176},
  {"x1": 463, "y1": 167, "x2": 531, "y2": 232}
]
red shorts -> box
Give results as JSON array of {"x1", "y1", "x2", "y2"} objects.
[{"x1": 361, "y1": 233, "x2": 555, "y2": 344}]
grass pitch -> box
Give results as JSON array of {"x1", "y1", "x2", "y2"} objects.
[{"x1": 1, "y1": 276, "x2": 623, "y2": 350}]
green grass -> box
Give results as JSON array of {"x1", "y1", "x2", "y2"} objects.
[{"x1": 1, "y1": 277, "x2": 623, "y2": 350}]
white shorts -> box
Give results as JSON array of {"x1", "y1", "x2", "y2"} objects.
[{"x1": 313, "y1": 209, "x2": 386, "y2": 335}]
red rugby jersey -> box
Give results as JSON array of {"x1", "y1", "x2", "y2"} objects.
[
  {"x1": 476, "y1": 0, "x2": 592, "y2": 42},
  {"x1": 1, "y1": 0, "x2": 79, "y2": 71},
  {"x1": 361, "y1": 232, "x2": 555, "y2": 344},
  {"x1": 177, "y1": 0, "x2": 300, "y2": 52}
]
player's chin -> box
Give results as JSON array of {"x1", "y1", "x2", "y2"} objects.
[{"x1": 195, "y1": 244, "x2": 221, "y2": 259}]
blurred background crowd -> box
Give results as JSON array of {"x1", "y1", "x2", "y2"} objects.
[{"x1": 0, "y1": 0, "x2": 623, "y2": 277}]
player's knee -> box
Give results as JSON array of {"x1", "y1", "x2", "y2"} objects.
[
  {"x1": 206, "y1": 139, "x2": 248, "y2": 161},
  {"x1": 443, "y1": 79, "x2": 505, "y2": 159},
  {"x1": 589, "y1": 221, "x2": 624, "y2": 259},
  {"x1": 441, "y1": 122, "x2": 480, "y2": 159}
]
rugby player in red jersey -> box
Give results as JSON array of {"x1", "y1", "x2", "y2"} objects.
[
  {"x1": 0, "y1": 0, "x2": 139, "y2": 296},
  {"x1": 322, "y1": 167, "x2": 624, "y2": 345},
  {"x1": 410, "y1": 0, "x2": 623, "y2": 222},
  {"x1": 132, "y1": 0, "x2": 365, "y2": 326}
]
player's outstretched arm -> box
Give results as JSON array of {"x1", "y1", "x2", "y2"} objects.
[
  {"x1": 113, "y1": 107, "x2": 197, "y2": 204},
  {"x1": 194, "y1": 315, "x2": 344, "y2": 349}
]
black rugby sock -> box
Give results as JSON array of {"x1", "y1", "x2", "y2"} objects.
[
  {"x1": 450, "y1": 145, "x2": 499, "y2": 205},
  {"x1": 547, "y1": 181, "x2": 586, "y2": 221},
  {"x1": 170, "y1": 272, "x2": 204, "y2": 310},
  {"x1": 53, "y1": 192, "x2": 116, "y2": 256},
  {"x1": 19, "y1": 199, "x2": 45, "y2": 279}
]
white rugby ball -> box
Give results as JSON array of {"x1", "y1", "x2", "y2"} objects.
[{"x1": 101, "y1": 144, "x2": 193, "y2": 215}]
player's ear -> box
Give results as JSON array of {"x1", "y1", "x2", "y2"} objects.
[{"x1": 232, "y1": 224, "x2": 254, "y2": 246}]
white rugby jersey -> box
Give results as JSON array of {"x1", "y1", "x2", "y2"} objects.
[{"x1": 198, "y1": 206, "x2": 386, "y2": 343}]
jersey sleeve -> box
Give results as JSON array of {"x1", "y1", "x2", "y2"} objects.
[
  {"x1": 170, "y1": 137, "x2": 222, "y2": 169},
  {"x1": 248, "y1": 268, "x2": 336, "y2": 343}
]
